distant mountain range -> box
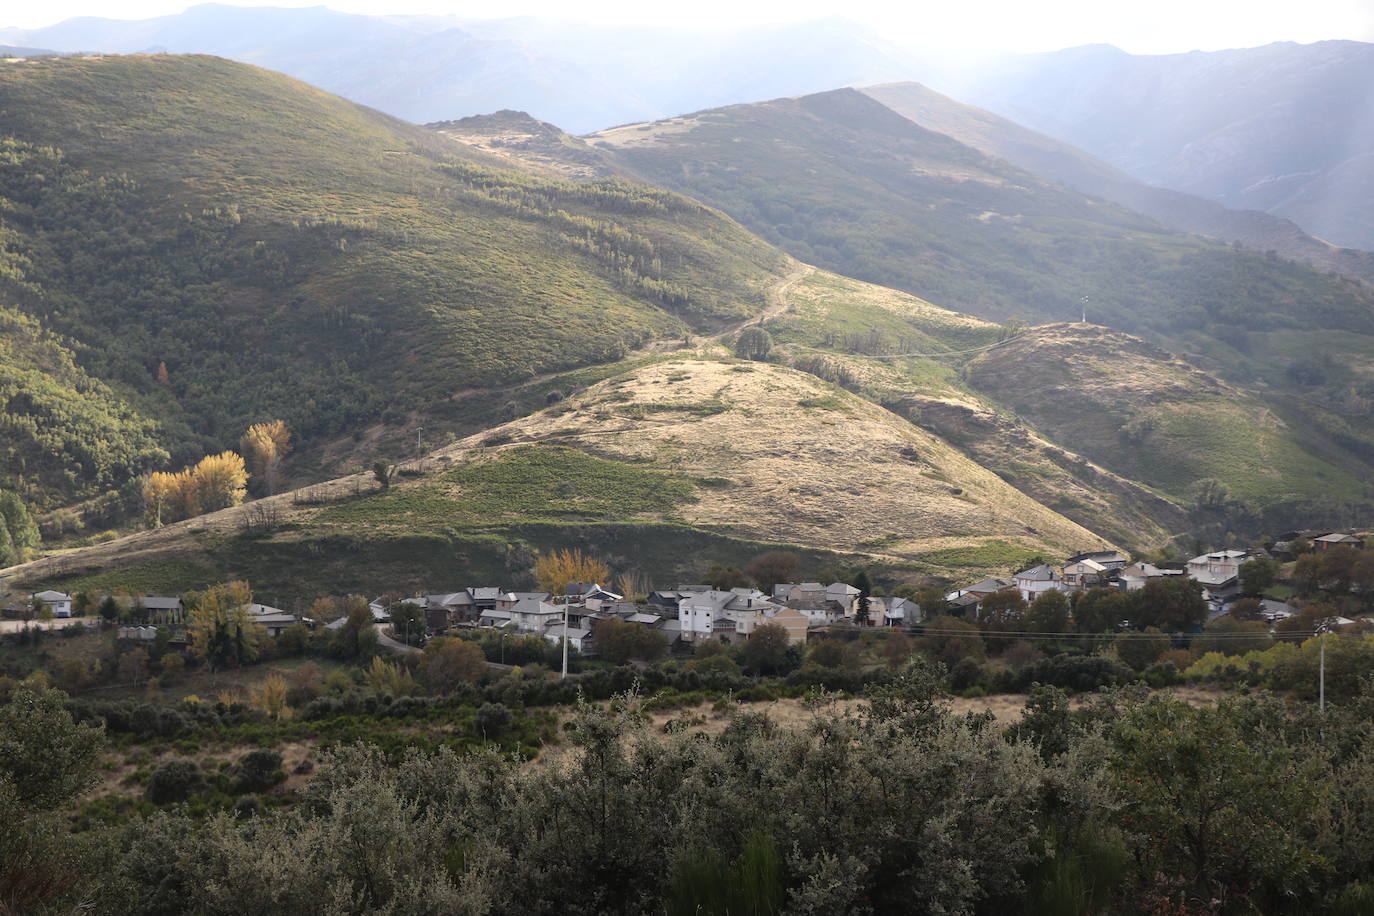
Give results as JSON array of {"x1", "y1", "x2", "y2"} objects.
[
  {"x1": 938, "y1": 41, "x2": 1374, "y2": 250},
  {"x1": 5, "y1": 7, "x2": 1371, "y2": 251}
]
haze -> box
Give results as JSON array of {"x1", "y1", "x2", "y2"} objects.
[{"x1": 7, "y1": 0, "x2": 1374, "y2": 54}]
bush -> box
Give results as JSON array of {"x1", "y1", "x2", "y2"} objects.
[
  {"x1": 235, "y1": 749, "x2": 284, "y2": 792},
  {"x1": 948, "y1": 657, "x2": 987, "y2": 691},
  {"x1": 145, "y1": 759, "x2": 204, "y2": 804},
  {"x1": 1016, "y1": 655, "x2": 1135, "y2": 693},
  {"x1": 474, "y1": 702, "x2": 511, "y2": 738}
]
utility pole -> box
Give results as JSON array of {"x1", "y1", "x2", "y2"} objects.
[
  {"x1": 416, "y1": 427, "x2": 424, "y2": 460},
  {"x1": 1319, "y1": 619, "x2": 1328, "y2": 713},
  {"x1": 560, "y1": 596, "x2": 571, "y2": 679},
  {"x1": 1080, "y1": 296, "x2": 1088, "y2": 324}
]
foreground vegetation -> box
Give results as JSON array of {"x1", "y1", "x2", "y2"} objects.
[{"x1": 8, "y1": 649, "x2": 1374, "y2": 915}]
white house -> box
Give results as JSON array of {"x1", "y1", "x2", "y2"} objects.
[
  {"x1": 1186, "y1": 549, "x2": 1253, "y2": 605},
  {"x1": 1013, "y1": 565, "x2": 1061, "y2": 603},
  {"x1": 32, "y1": 590, "x2": 72, "y2": 617},
  {"x1": 1117, "y1": 563, "x2": 1186, "y2": 592},
  {"x1": 679, "y1": 589, "x2": 784, "y2": 642}
]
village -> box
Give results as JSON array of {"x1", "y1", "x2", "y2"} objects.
[{"x1": 6, "y1": 526, "x2": 1369, "y2": 659}]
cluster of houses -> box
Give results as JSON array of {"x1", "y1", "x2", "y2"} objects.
[
  {"x1": 948, "y1": 528, "x2": 1367, "y2": 627},
  {"x1": 6, "y1": 526, "x2": 1365, "y2": 653}
]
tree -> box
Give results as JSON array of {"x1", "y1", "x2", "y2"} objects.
[
  {"x1": 920, "y1": 615, "x2": 985, "y2": 667},
  {"x1": 475, "y1": 702, "x2": 511, "y2": 738},
  {"x1": 419, "y1": 638, "x2": 488, "y2": 695},
  {"x1": 98, "y1": 594, "x2": 120, "y2": 623},
  {"x1": 117, "y1": 647, "x2": 150, "y2": 686},
  {"x1": 916, "y1": 587, "x2": 948, "y2": 619},
  {"x1": 372, "y1": 460, "x2": 396, "y2": 489},
  {"x1": 734, "y1": 326, "x2": 773, "y2": 360},
  {"x1": 1228, "y1": 597, "x2": 1263, "y2": 622},
  {"x1": 1194, "y1": 617, "x2": 1271, "y2": 656},
  {"x1": 745, "y1": 551, "x2": 801, "y2": 593},
  {"x1": 145, "y1": 759, "x2": 204, "y2": 804},
  {"x1": 1115, "y1": 627, "x2": 1171, "y2": 671},
  {"x1": 240, "y1": 420, "x2": 292, "y2": 495},
  {"x1": 1107, "y1": 698, "x2": 1320, "y2": 905},
  {"x1": 192, "y1": 451, "x2": 249, "y2": 512},
  {"x1": 155, "y1": 360, "x2": 169, "y2": 384},
  {"x1": 0, "y1": 685, "x2": 104, "y2": 812},
  {"x1": 0, "y1": 491, "x2": 39, "y2": 566},
  {"x1": 1238, "y1": 557, "x2": 1278, "y2": 596},
  {"x1": 534, "y1": 548, "x2": 610, "y2": 596},
  {"x1": 187, "y1": 581, "x2": 260, "y2": 671},
  {"x1": 1293, "y1": 553, "x2": 1323, "y2": 595},
  {"x1": 1027, "y1": 590, "x2": 1071, "y2": 634},
  {"x1": 979, "y1": 590, "x2": 1027, "y2": 629},
  {"x1": 706, "y1": 564, "x2": 750, "y2": 590},
  {"x1": 1319, "y1": 547, "x2": 1359, "y2": 593},
  {"x1": 595, "y1": 619, "x2": 667, "y2": 664},
  {"x1": 251, "y1": 673, "x2": 292, "y2": 720},
  {"x1": 1131, "y1": 577, "x2": 1207, "y2": 631},
  {"x1": 1073, "y1": 587, "x2": 1126, "y2": 633},
  {"x1": 852, "y1": 570, "x2": 872, "y2": 625},
  {"x1": 329, "y1": 596, "x2": 374, "y2": 660},
  {"x1": 389, "y1": 601, "x2": 427, "y2": 646},
  {"x1": 742, "y1": 623, "x2": 792, "y2": 675},
  {"x1": 883, "y1": 630, "x2": 912, "y2": 668}
]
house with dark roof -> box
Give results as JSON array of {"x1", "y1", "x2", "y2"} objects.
[{"x1": 1314, "y1": 533, "x2": 1364, "y2": 551}]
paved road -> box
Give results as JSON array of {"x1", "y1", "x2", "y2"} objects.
[
  {"x1": 375, "y1": 627, "x2": 421, "y2": 654},
  {"x1": 0, "y1": 616, "x2": 99, "y2": 634}
]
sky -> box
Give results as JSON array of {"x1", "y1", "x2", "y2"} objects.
[{"x1": 4, "y1": 0, "x2": 1374, "y2": 54}]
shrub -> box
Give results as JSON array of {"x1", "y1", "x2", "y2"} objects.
[
  {"x1": 474, "y1": 702, "x2": 511, "y2": 738},
  {"x1": 235, "y1": 749, "x2": 284, "y2": 792},
  {"x1": 948, "y1": 657, "x2": 987, "y2": 691},
  {"x1": 1016, "y1": 655, "x2": 1135, "y2": 693},
  {"x1": 145, "y1": 759, "x2": 204, "y2": 804}
]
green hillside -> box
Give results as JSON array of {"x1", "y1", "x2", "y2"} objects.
[
  {"x1": 965, "y1": 324, "x2": 1371, "y2": 534},
  {"x1": 0, "y1": 55, "x2": 788, "y2": 517},
  {"x1": 588, "y1": 87, "x2": 1374, "y2": 356}
]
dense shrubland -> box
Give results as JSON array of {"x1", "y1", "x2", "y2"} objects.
[{"x1": 9, "y1": 662, "x2": 1374, "y2": 915}]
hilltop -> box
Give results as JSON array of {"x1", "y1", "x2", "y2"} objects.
[
  {"x1": 0, "y1": 54, "x2": 787, "y2": 517},
  {"x1": 2, "y1": 353, "x2": 1110, "y2": 602}
]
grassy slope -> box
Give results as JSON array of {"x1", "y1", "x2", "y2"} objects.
[
  {"x1": 758, "y1": 272, "x2": 1189, "y2": 550},
  {"x1": 965, "y1": 324, "x2": 1370, "y2": 528},
  {"x1": 5, "y1": 354, "x2": 1112, "y2": 602},
  {"x1": 0, "y1": 54, "x2": 788, "y2": 511}
]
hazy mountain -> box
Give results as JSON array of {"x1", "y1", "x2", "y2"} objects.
[
  {"x1": 863, "y1": 81, "x2": 1374, "y2": 287},
  {"x1": 0, "y1": 5, "x2": 921, "y2": 133},
  {"x1": 937, "y1": 41, "x2": 1374, "y2": 250}
]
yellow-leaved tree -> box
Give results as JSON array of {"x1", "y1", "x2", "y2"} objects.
[
  {"x1": 534, "y1": 548, "x2": 611, "y2": 596},
  {"x1": 239, "y1": 420, "x2": 292, "y2": 495},
  {"x1": 251, "y1": 673, "x2": 291, "y2": 720},
  {"x1": 193, "y1": 451, "x2": 249, "y2": 511},
  {"x1": 142, "y1": 451, "x2": 248, "y2": 526},
  {"x1": 188, "y1": 581, "x2": 260, "y2": 671}
]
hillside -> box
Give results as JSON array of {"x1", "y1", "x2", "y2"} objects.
[
  {"x1": 862, "y1": 81, "x2": 1374, "y2": 288},
  {"x1": 2, "y1": 354, "x2": 1111, "y2": 602},
  {"x1": 0, "y1": 54, "x2": 789, "y2": 518},
  {"x1": 587, "y1": 88, "x2": 1374, "y2": 338},
  {"x1": 964, "y1": 324, "x2": 1371, "y2": 533},
  {"x1": 940, "y1": 41, "x2": 1374, "y2": 250}
]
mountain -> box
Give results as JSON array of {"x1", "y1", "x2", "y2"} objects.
[
  {"x1": 936, "y1": 41, "x2": 1374, "y2": 250},
  {"x1": 585, "y1": 88, "x2": 1374, "y2": 335},
  {"x1": 0, "y1": 5, "x2": 922, "y2": 134},
  {"x1": 862, "y1": 81, "x2": 1374, "y2": 288},
  {"x1": 0, "y1": 53, "x2": 788, "y2": 518}
]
